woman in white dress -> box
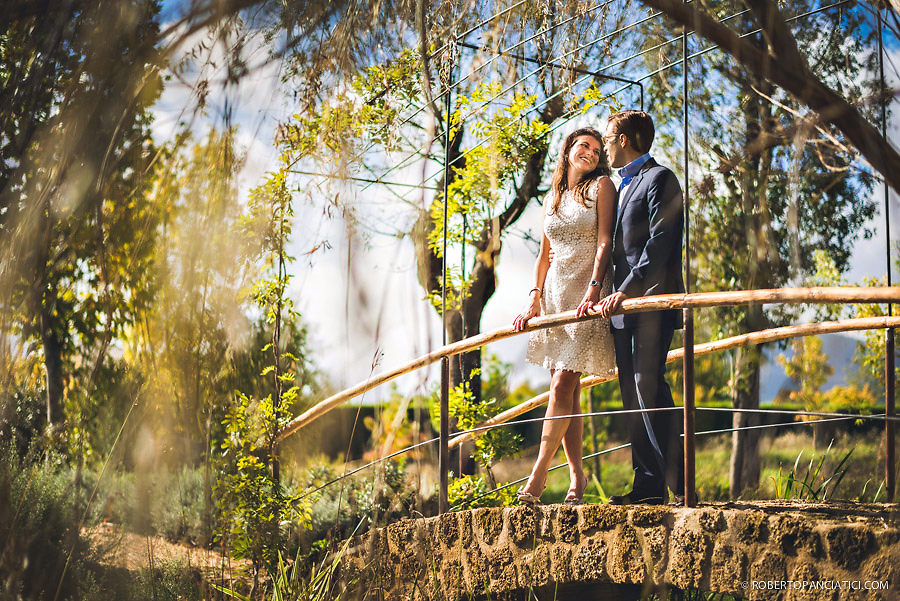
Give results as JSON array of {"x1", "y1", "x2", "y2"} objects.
[{"x1": 512, "y1": 127, "x2": 617, "y2": 505}]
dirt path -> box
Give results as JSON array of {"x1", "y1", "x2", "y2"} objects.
[{"x1": 84, "y1": 523, "x2": 251, "y2": 580}]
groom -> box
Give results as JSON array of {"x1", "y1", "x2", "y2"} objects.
[{"x1": 596, "y1": 110, "x2": 685, "y2": 505}]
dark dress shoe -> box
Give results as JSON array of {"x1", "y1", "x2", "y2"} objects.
[{"x1": 608, "y1": 491, "x2": 665, "y2": 506}]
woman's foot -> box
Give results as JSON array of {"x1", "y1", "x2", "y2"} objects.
[
  {"x1": 517, "y1": 476, "x2": 545, "y2": 505},
  {"x1": 564, "y1": 474, "x2": 587, "y2": 505},
  {"x1": 516, "y1": 488, "x2": 542, "y2": 505}
]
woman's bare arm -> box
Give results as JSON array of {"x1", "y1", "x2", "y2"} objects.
[
  {"x1": 577, "y1": 177, "x2": 616, "y2": 317},
  {"x1": 513, "y1": 209, "x2": 551, "y2": 331}
]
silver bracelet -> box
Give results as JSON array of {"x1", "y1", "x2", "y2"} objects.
[{"x1": 529, "y1": 287, "x2": 542, "y2": 296}]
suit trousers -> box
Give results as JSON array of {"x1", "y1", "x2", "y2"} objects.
[{"x1": 612, "y1": 314, "x2": 685, "y2": 498}]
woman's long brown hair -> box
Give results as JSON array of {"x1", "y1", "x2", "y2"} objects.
[{"x1": 548, "y1": 127, "x2": 611, "y2": 214}]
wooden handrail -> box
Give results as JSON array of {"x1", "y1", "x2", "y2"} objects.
[
  {"x1": 448, "y1": 315, "x2": 900, "y2": 448},
  {"x1": 278, "y1": 287, "x2": 900, "y2": 441}
]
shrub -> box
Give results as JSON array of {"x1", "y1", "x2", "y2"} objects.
[
  {"x1": 0, "y1": 443, "x2": 92, "y2": 600},
  {"x1": 299, "y1": 459, "x2": 417, "y2": 553}
]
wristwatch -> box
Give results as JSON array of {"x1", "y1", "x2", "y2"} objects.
[{"x1": 589, "y1": 280, "x2": 602, "y2": 287}]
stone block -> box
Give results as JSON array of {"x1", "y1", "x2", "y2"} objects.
[
  {"x1": 609, "y1": 523, "x2": 646, "y2": 584},
  {"x1": 669, "y1": 524, "x2": 710, "y2": 590},
  {"x1": 474, "y1": 506, "x2": 504, "y2": 546},
  {"x1": 572, "y1": 538, "x2": 608, "y2": 582},
  {"x1": 580, "y1": 504, "x2": 626, "y2": 533},
  {"x1": 508, "y1": 506, "x2": 537, "y2": 548},
  {"x1": 826, "y1": 526, "x2": 875, "y2": 571}
]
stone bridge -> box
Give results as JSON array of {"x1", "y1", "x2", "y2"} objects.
[{"x1": 336, "y1": 501, "x2": 900, "y2": 600}]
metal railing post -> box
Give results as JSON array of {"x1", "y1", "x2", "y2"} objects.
[
  {"x1": 887, "y1": 332, "x2": 896, "y2": 502},
  {"x1": 681, "y1": 9, "x2": 697, "y2": 508},
  {"x1": 878, "y1": 4, "x2": 896, "y2": 503},
  {"x1": 438, "y1": 42, "x2": 455, "y2": 515}
]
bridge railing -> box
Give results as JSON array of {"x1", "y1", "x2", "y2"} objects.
[{"x1": 280, "y1": 286, "x2": 900, "y2": 510}]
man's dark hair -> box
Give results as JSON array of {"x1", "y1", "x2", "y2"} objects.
[{"x1": 607, "y1": 110, "x2": 655, "y2": 154}]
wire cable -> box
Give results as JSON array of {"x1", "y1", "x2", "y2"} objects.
[
  {"x1": 452, "y1": 414, "x2": 859, "y2": 509},
  {"x1": 295, "y1": 403, "x2": 891, "y2": 504}
]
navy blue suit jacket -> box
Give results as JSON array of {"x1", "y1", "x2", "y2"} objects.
[{"x1": 611, "y1": 158, "x2": 684, "y2": 329}]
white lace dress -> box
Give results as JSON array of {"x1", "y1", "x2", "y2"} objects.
[{"x1": 526, "y1": 181, "x2": 616, "y2": 376}]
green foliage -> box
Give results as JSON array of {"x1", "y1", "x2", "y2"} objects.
[
  {"x1": 299, "y1": 460, "x2": 416, "y2": 549},
  {"x1": 448, "y1": 474, "x2": 517, "y2": 509},
  {"x1": 0, "y1": 0, "x2": 165, "y2": 428},
  {"x1": 216, "y1": 391, "x2": 307, "y2": 572},
  {"x1": 431, "y1": 354, "x2": 522, "y2": 508},
  {"x1": 431, "y1": 82, "x2": 551, "y2": 257},
  {"x1": 216, "y1": 140, "x2": 317, "y2": 574},
  {"x1": 0, "y1": 348, "x2": 48, "y2": 453},
  {"x1": 433, "y1": 354, "x2": 523, "y2": 474},
  {"x1": 279, "y1": 47, "x2": 422, "y2": 162},
  {"x1": 137, "y1": 129, "x2": 249, "y2": 464},
  {"x1": 771, "y1": 442, "x2": 853, "y2": 501},
  {"x1": 852, "y1": 271, "x2": 900, "y2": 397},
  {"x1": 776, "y1": 336, "x2": 832, "y2": 416},
  {"x1": 446, "y1": 376, "x2": 522, "y2": 472},
  {"x1": 214, "y1": 539, "x2": 353, "y2": 601},
  {"x1": 806, "y1": 250, "x2": 849, "y2": 322},
  {"x1": 83, "y1": 465, "x2": 209, "y2": 543},
  {"x1": 0, "y1": 443, "x2": 93, "y2": 600}
]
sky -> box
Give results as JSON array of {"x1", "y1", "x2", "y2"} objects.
[{"x1": 151, "y1": 3, "x2": 900, "y2": 406}]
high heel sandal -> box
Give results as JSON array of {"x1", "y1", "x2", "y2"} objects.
[
  {"x1": 564, "y1": 478, "x2": 586, "y2": 505},
  {"x1": 516, "y1": 488, "x2": 542, "y2": 505}
]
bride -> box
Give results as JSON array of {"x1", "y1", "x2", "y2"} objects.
[{"x1": 512, "y1": 127, "x2": 617, "y2": 505}]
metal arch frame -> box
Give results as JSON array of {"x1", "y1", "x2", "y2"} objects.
[
  {"x1": 455, "y1": 41, "x2": 645, "y2": 110},
  {"x1": 293, "y1": 1, "x2": 897, "y2": 512},
  {"x1": 359, "y1": 1, "x2": 852, "y2": 208}
]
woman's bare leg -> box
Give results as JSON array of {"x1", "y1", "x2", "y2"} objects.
[
  {"x1": 521, "y1": 369, "x2": 582, "y2": 497},
  {"x1": 561, "y1": 378, "x2": 586, "y2": 500}
]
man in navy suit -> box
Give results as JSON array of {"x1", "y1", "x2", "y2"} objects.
[{"x1": 597, "y1": 110, "x2": 685, "y2": 505}]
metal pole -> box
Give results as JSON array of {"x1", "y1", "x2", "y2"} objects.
[
  {"x1": 439, "y1": 44, "x2": 454, "y2": 515},
  {"x1": 681, "y1": 12, "x2": 697, "y2": 508},
  {"x1": 878, "y1": 5, "x2": 896, "y2": 503},
  {"x1": 459, "y1": 211, "x2": 467, "y2": 477}
]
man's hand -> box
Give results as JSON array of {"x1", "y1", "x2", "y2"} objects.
[{"x1": 597, "y1": 291, "x2": 627, "y2": 318}]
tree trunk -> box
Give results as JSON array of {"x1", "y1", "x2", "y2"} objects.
[
  {"x1": 729, "y1": 344, "x2": 761, "y2": 497},
  {"x1": 412, "y1": 98, "x2": 560, "y2": 476},
  {"x1": 812, "y1": 420, "x2": 833, "y2": 450},
  {"x1": 444, "y1": 249, "x2": 497, "y2": 475},
  {"x1": 727, "y1": 73, "x2": 771, "y2": 500},
  {"x1": 40, "y1": 299, "x2": 64, "y2": 425}
]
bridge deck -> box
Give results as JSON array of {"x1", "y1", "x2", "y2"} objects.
[{"x1": 337, "y1": 501, "x2": 899, "y2": 600}]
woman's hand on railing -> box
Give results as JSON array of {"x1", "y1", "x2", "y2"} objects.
[
  {"x1": 576, "y1": 287, "x2": 601, "y2": 318},
  {"x1": 513, "y1": 294, "x2": 542, "y2": 331}
]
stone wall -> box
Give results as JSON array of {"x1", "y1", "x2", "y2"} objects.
[{"x1": 337, "y1": 501, "x2": 900, "y2": 600}]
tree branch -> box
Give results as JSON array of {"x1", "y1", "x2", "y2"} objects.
[{"x1": 640, "y1": 0, "x2": 900, "y2": 194}]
